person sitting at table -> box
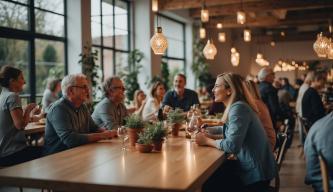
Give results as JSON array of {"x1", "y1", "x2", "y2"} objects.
[
  {"x1": 0, "y1": 65, "x2": 43, "y2": 166},
  {"x1": 142, "y1": 81, "x2": 166, "y2": 121},
  {"x1": 92, "y1": 76, "x2": 128, "y2": 130},
  {"x1": 245, "y1": 80, "x2": 276, "y2": 151},
  {"x1": 304, "y1": 112, "x2": 333, "y2": 191},
  {"x1": 195, "y1": 73, "x2": 277, "y2": 192},
  {"x1": 132, "y1": 89, "x2": 146, "y2": 116},
  {"x1": 302, "y1": 72, "x2": 326, "y2": 128},
  {"x1": 162, "y1": 73, "x2": 199, "y2": 112},
  {"x1": 44, "y1": 74, "x2": 116, "y2": 155},
  {"x1": 41, "y1": 77, "x2": 61, "y2": 114}
]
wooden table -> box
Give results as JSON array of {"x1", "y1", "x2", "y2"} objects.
[
  {"x1": 24, "y1": 122, "x2": 45, "y2": 146},
  {"x1": 0, "y1": 133, "x2": 224, "y2": 192},
  {"x1": 25, "y1": 122, "x2": 45, "y2": 135}
]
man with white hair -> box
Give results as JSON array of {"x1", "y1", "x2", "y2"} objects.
[
  {"x1": 44, "y1": 74, "x2": 116, "y2": 155},
  {"x1": 258, "y1": 67, "x2": 281, "y2": 132}
]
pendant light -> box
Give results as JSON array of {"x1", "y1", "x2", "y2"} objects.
[
  {"x1": 203, "y1": 40, "x2": 217, "y2": 60},
  {"x1": 243, "y1": 28, "x2": 251, "y2": 42},
  {"x1": 201, "y1": 1, "x2": 209, "y2": 23},
  {"x1": 231, "y1": 47, "x2": 240, "y2": 67},
  {"x1": 313, "y1": 32, "x2": 330, "y2": 58},
  {"x1": 216, "y1": 23, "x2": 223, "y2": 29},
  {"x1": 150, "y1": 11, "x2": 168, "y2": 55},
  {"x1": 237, "y1": 0, "x2": 246, "y2": 25},
  {"x1": 218, "y1": 32, "x2": 226, "y2": 42},
  {"x1": 152, "y1": 0, "x2": 158, "y2": 12}
]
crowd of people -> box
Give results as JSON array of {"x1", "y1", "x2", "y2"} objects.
[{"x1": 0, "y1": 64, "x2": 332, "y2": 191}]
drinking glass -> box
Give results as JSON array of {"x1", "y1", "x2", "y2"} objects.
[
  {"x1": 117, "y1": 126, "x2": 128, "y2": 151},
  {"x1": 187, "y1": 114, "x2": 199, "y2": 142}
]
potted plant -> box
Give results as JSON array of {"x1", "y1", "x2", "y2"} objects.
[
  {"x1": 136, "y1": 130, "x2": 153, "y2": 153},
  {"x1": 147, "y1": 122, "x2": 167, "y2": 151},
  {"x1": 125, "y1": 114, "x2": 145, "y2": 147},
  {"x1": 167, "y1": 108, "x2": 185, "y2": 136}
]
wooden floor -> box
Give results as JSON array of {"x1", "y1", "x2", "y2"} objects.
[{"x1": 279, "y1": 133, "x2": 313, "y2": 192}]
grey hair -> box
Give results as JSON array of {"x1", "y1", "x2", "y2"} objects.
[
  {"x1": 103, "y1": 76, "x2": 121, "y2": 97},
  {"x1": 61, "y1": 74, "x2": 87, "y2": 97},
  {"x1": 257, "y1": 67, "x2": 273, "y2": 82}
]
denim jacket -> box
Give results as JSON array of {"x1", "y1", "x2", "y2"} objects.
[{"x1": 212, "y1": 101, "x2": 277, "y2": 185}]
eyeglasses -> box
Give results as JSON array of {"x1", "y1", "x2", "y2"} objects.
[
  {"x1": 71, "y1": 85, "x2": 89, "y2": 90},
  {"x1": 111, "y1": 86, "x2": 126, "y2": 91}
]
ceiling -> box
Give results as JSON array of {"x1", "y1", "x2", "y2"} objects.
[{"x1": 159, "y1": 0, "x2": 333, "y2": 42}]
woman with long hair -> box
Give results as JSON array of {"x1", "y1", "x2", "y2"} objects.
[
  {"x1": 195, "y1": 73, "x2": 276, "y2": 192},
  {"x1": 142, "y1": 81, "x2": 166, "y2": 121},
  {"x1": 0, "y1": 65, "x2": 43, "y2": 166},
  {"x1": 132, "y1": 89, "x2": 146, "y2": 116},
  {"x1": 244, "y1": 80, "x2": 276, "y2": 151}
]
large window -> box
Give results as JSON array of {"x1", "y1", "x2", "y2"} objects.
[
  {"x1": 91, "y1": 0, "x2": 130, "y2": 79},
  {"x1": 156, "y1": 14, "x2": 186, "y2": 79},
  {"x1": 0, "y1": 0, "x2": 67, "y2": 103}
]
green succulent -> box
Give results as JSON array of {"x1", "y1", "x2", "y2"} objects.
[
  {"x1": 125, "y1": 114, "x2": 145, "y2": 129},
  {"x1": 147, "y1": 122, "x2": 167, "y2": 141},
  {"x1": 137, "y1": 130, "x2": 153, "y2": 145},
  {"x1": 167, "y1": 108, "x2": 185, "y2": 124}
]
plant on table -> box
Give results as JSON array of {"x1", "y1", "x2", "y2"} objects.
[
  {"x1": 125, "y1": 114, "x2": 145, "y2": 147},
  {"x1": 167, "y1": 108, "x2": 185, "y2": 136}
]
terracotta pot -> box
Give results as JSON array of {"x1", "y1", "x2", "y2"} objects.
[
  {"x1": 135, "y1": 143, "x2": 153, "y2": 153},
  {"x1": 153, "y1": 140, "x2": 163, "y2": 151},
  {"x1": 171, "y1": 123, "x2": 181, "y2": 136},
  {"x1": 128, "y1": 128, "x2": 143, "y2": 147}
]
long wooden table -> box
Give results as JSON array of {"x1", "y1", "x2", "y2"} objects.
[{"x1": 0, "y1": 133, "x2": 224, "y2": 192}]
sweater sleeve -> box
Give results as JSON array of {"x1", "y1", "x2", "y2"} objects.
[{"x1": 49, "y1": 106, "x2": 89, "y2": 148}]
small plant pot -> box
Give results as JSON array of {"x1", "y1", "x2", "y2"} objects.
[
  {"x1": 136, "y1": 143, "x2": 153, "y2": 153},
  {"x1": 171, "y1": 123, "x2": 181, "y2": 136},
  {"x1": 153, "y1": 140, "x2": 163, "y2": 151},
  {"x1": 128, "y1": 128, "x2": 143, "y2": 147}
]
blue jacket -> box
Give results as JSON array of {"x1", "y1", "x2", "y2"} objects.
[
  {"x1": 304, "y1": 112, "x2": 333, "y2": 191},
  {"x1": 213, "y1": 101, "x2": 277, "y2": 185}
]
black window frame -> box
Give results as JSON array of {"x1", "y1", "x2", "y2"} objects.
[
  {"x1": 91, "y1": 0, "x2": 131, "y2": 79},
  {"x1": 0, "y1": 0, "x2": 68, "y2": 103},
  {"x1": 156, "y1": 13, "x2": 186, "y2": 74}
]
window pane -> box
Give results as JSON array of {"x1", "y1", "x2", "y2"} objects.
[
  {"x1": 34, "y1": 0, "x2": 64, "y2": 14},
  {"x1": 167, "y1": 39, "x2": 184, "y2": 58},
  {"x1": 115, "y1": 29, "x2": 128, "y2": 50},
  {"x1": 91, "y1": 0, "x2": 102, "y2": 45},
  {"x1": 115, "y1": 52, "x2": 128, "y2": 75},
  {"x1": 102, "y1": 0, "x2": 114, "y2": 47},
  {"x1": 35, "y1": 39, "x2": 65, "y2": 94},
  {"x1": 0, "y1": 38, "x2": 30, "y2": 94},
  {"x1": 35, "y1": 10, "x2": 64, "y2": 37},
  {"x1": 115, "y1": 0, "x2": 128, "y2": 31},
  {"x1": 168, "y1": 59, "x2": 185, "y2": 82},
  {"x1": 103, "y1": 49, "x2": 114, "y2": 77},
  {"x1": 0, "y1": 1, "x2": 28, "y2": 30}
]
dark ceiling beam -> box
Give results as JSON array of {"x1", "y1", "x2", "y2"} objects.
[
  {"x1": 159, "y1": 0, "x2": 261, "y2": 11},
  {"x1": 205, "y1": 12, "x2": 333, "y2": 29},
  {"x1": 189, "y1": 0, "x2": 333, "y2": 18},
  {"x1": 255, "y1": 31, "x2": 317, "y2": 43}
]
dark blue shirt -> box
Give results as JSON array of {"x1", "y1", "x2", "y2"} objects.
[{"x1": 162, "y1": 88, "x2": 199, "y2": 112}]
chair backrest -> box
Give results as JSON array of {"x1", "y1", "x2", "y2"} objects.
[
  {"x1": 276, "y1": 133, "x2": 288, "y2": 171},
  {"x1": 319, "y1": 151, "x2": 330, "y2": 192}
]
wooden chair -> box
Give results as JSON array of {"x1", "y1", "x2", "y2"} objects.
[
  {"x1": 319, "y1": 151, "x2": 330, "y2": 192},
  {"x1": 276, "y1": 132, "x2": 288, "y2": 171}
]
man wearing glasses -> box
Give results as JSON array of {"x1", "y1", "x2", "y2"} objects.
[
  {"x1": 92, "y1": 76, "x2": 128, "y2": 130},
  {"x1": 44, "y1": 74, "x2": 116, "y2": 155}
]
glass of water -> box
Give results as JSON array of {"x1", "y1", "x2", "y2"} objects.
[{"x1": 117, "y1": 126, "x2": 128, "y2": 151}]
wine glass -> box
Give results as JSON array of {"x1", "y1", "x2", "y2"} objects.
[
  {"x1": 117, "y1": 126, "x2": 128, "y2": 151},
  {"x1": 187, "y1": 114, "x2": 199, "y2": 142}
]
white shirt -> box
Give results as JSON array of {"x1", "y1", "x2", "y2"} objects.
[{"x1": 142, "y1": 97, "x2": 160, "y2": 121}]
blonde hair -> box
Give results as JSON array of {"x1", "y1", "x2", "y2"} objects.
[
  {"x1": 217, "y1": 73, "x2": 258, "y2": 122},
  {"x1": 133, "y1": 89, "x2": 145, "y2": 108}
]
